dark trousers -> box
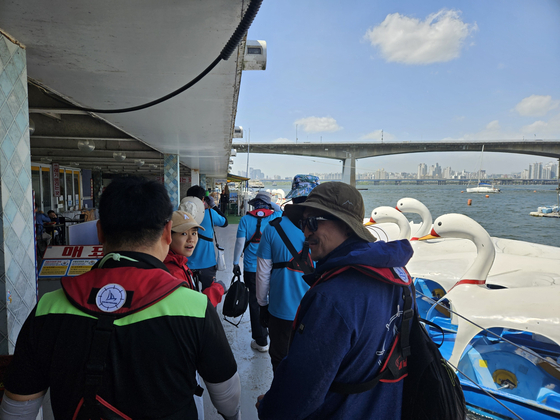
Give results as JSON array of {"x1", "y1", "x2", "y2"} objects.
[
  {"x1": 268, "y1": 314, "x2": 293, "y2": 373},
  {"x1": 244, "y1": 271, "x2": 268, "y2": 346}
]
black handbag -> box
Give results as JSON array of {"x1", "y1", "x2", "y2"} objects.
[{"x1": 222, "y1": 274, "x2": 249, "y2": 327}]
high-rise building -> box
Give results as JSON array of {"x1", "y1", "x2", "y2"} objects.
[{"x1": 417, "y1": 163, "x2": 427, "y2": 179}]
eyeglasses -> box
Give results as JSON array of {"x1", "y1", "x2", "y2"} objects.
[{"x1": 298, "y1": 215, "x2": 337, "y2": 232}]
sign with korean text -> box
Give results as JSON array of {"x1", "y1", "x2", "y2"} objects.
[
  {"x1": 53, "y1": 163, "x2": 60, "y2": 197},
  {"x1": 43, "y1": 245, "x2": 104, "y2": 259},
  {"x1": 39, "y1": 245, "x2": 104, "y2": 278}
]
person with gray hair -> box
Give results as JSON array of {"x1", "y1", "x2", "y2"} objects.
[{"x1": 257, "y1": 182, "x2": 413, "y2": 420}]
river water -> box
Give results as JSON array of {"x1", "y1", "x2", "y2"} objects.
[
  {"x1": 271, "y1": 182, "x2": 559, "y2": 247},
  {"x1": 358, "y1": 183, "x2": 559, "y2": 247}
]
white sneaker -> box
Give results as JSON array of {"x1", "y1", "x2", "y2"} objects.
[{"x1": 251, "y1": 340, "x2": 269, "y2": 352}]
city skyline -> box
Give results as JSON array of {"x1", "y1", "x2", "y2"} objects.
[{"x1": 239, "y1": 159, "x2": 559, "y2": 181}]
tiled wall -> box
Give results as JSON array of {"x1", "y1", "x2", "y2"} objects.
[
  {"x1": 0, "y1": 34, "x2": 35, "y2": 354},
  {"x1": 163, "y1": 154, "x2": 179, "y2": 209}
]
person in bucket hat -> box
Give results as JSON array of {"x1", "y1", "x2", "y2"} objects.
[
  {"x1": 233, "y1": 190, "x2": 281, "y2": 353},
  {"x1": 284, "y1": 174, "x2": 320, "y2": 202},
  {"x1": 248, "y1": 190, "x2": 273, "y2": 207},
  {"x1": 255, "y1": 175, "x2": 319, "y2": 373},
  {"x1": 257, "y1": 182, "x2": 414, "y2": 420}
]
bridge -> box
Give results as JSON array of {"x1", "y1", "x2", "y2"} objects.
[{"x1": 233, "y1": 141, "x2": 560, "y2": 186}]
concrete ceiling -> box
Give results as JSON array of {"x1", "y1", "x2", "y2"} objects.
[{"x1": 1, "y1": 0, "x2": 248, "y2": 177}]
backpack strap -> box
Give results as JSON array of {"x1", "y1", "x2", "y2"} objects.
[
  {"x1": 269, "y1": 218, "x2": 314, "y2": 275},
  {"x1": 329, "y1": 283, "x2": 413, "y2": 394},
  {"x1": 243, "y1": 217, "x2": 263, "y2": 252},
  {"x1": 198, "y1": 234, "x2": 212, "y2": 242},
  {"x1": 77, "y1": 315, "x2": 117, "y2": 420}
]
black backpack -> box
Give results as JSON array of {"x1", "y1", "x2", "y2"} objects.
[
  {"x1": 331, "y1": 284, "x2": 467, "y2": 420},
  {"x1": 222, "y1": 274, "x2": 249, "y2": 327}
]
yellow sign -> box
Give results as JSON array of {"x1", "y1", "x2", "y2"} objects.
[
  {"x1": 39, "y1": 260, "x2": 70, "y2": 277},
  {"x1": 68, "y1": 260, "x2": 97, "y2": 276}
]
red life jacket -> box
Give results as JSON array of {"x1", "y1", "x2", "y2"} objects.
[
  {"x1": 61, "y1": 263, "x2": 191, "y2": 420},
  {"x1": 243, "y1": 208, "x2": 275, "y2": 251}
]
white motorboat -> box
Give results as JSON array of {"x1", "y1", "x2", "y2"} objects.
[{"x1": 466, "y1": 182, "x2": 501, "y2": 193}]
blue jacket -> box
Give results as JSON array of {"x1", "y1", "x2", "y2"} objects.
[
  {"x1": 257, "y1": 216, "x2": 312, "y2": 320},
  {"x1": 187, "y1": 208, "x2": 226, "y2": 270},
  {"x1": 36, "y1": 212, "x2": 52, "y2": 235},
  {"x1": 258, "y1": 238, "x2": 413, "y2": 420}
]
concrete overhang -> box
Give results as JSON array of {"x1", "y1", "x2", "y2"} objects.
[{"x1": 1, "y1": 0, "x2": 249, "y2": 177}]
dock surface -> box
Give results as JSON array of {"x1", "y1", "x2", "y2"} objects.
[
  {"x1": 206, "y1": 224, "x2": 274, "y2": 419},
  {"x1": 529, "y1": 211, "x2": 560, "y2": 218}
]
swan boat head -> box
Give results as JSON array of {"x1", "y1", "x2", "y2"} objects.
[
  {"x1": 366, "y1": 206, "x2": 411, "y2": 240},
  {"x1": 395, "y1": 197, "x2": 433, "y2": 240}
]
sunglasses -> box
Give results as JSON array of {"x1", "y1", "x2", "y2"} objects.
[{"x1": 298, "y1": 215, "x2": 337, "y2": 232}]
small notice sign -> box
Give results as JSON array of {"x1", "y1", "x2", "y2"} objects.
[
  {"x1": 40, "y1": 245, "x2": 104, "y2": 278},
  {"x1": 68, "y1": 260, "x2": 97, "y2": 276},
  {"x1": 40, "y1": 260, "x2": 70, "y2": 277}
]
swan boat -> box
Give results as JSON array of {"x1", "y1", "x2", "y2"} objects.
[
  {"x1": 364, "y1": 197, "x2": 432, "y2": 240},
  {"x1": 364, "y1": 199, "x2": 560, "y2": 294},
  {"x1": 419, "y1": 213, "x2": 560, "y2": 420}
]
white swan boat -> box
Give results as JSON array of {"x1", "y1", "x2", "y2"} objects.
[
  {"x1": 395, "y1": 197, "x2": 433, "y2": 239},
  {"x1": 364, "y1": 199, "x2": 560, "y2": 292},
  {"x1": 420, "y1": 213, "x2": 560, "y2": 420}
]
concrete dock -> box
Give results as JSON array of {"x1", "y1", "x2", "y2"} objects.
[{"x1": 204, "y1": 223, "x2": 274, "y2": 419}]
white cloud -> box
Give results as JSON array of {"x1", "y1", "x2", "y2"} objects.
[
  {"x1": 294, "y1": 117, "x2": 342, "y2": 133},
  {"x1": 272, "y1": 137, "x2": 294, "y2": 143},
  {"x1": 364, "y1": 9, "x2": 477, "y2": 65},
  {"x1": 515, "y1": 95, "x2": 560, "y2": 117},
  {"x1": 443, "y1": 112, "x2": 560, "y2": 142},
  {"x1": 486, "y1": 120, "x2": 501, "y2": 131},
  {"x1": 359, "y1": 129, "x2": 395, "y2": 141},
  {"x1": 520, "y1": 112, "x2": 560, "y2": 138}
]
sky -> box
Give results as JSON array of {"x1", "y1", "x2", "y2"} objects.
[{"x1": 231, "y1": 0, "x2": 560, "y2": 178}]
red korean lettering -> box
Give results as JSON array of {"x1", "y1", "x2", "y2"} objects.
[
  {"x1": 72, "y1": 246, "x2": 84, "y2": 258},
  {"x1": 87, "y1": 246, "x2": 104, "y2": 258}
]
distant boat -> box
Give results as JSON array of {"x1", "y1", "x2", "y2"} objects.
[
  {"x1": 248, "y1": 180, "x2": 265, "y2": 189},
  {"x1": 467, "y1": 182, "x2": 501, "y2": 193},
  {"x1": 272, "y1": 182, "x2": 277, "y2": 186},
  {"x1": 466, "y1": 146, "x2": 500, "y2": 193},
  {"x1": 530, "y1": 192, "x2": 560, "y2": 218}
]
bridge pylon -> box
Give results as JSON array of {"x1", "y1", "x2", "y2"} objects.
[{"x1": 342, "y1": 156, "x2": 356, "y2": 187}]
